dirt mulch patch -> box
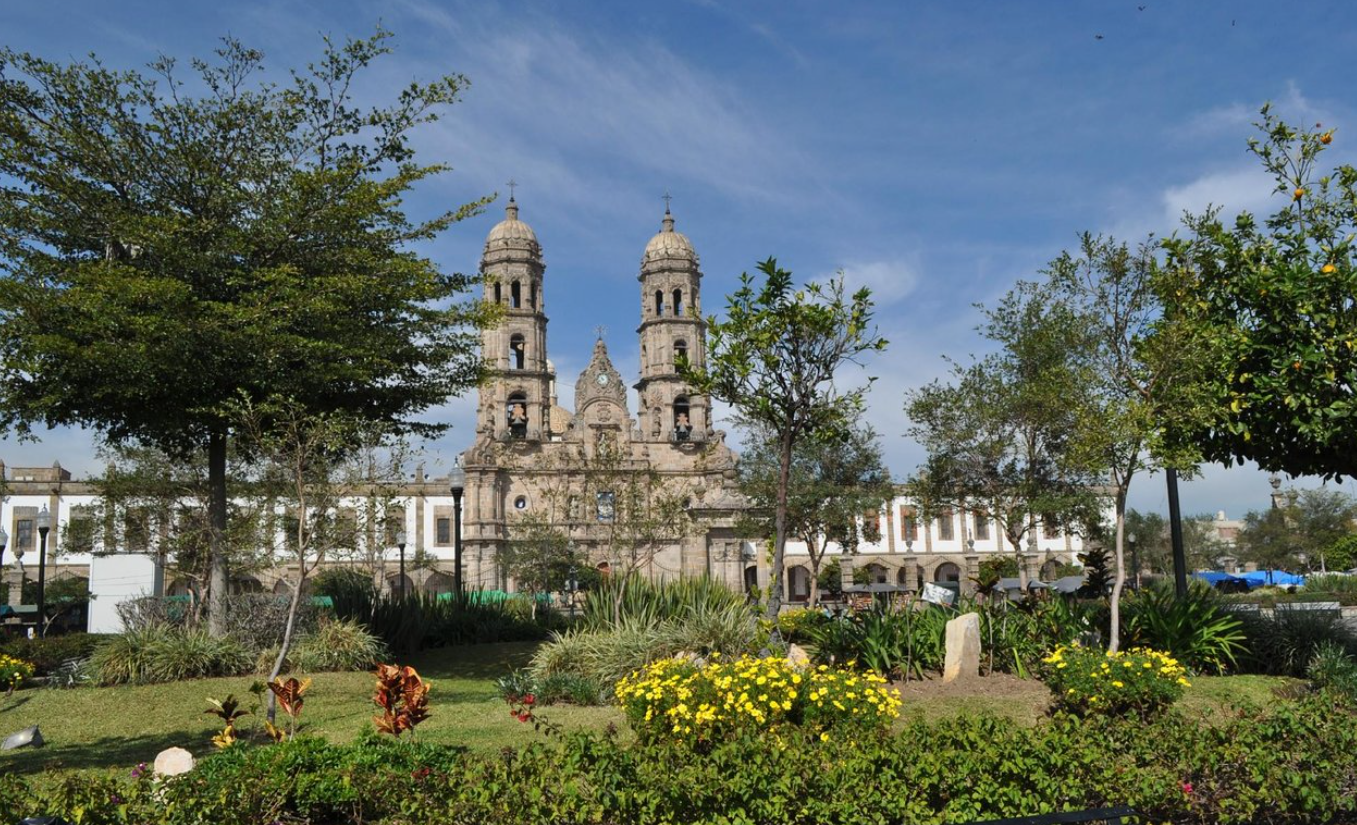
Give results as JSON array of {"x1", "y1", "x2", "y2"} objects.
[
  {"x1": 891, "y1": 671, "x2": 1047, "y2": 701},
  {"x1": 887, "y1": 672, "x2": 1053, "y2": 725}
]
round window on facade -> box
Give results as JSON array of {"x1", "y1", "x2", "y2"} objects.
[{"x1": 514, "y1": 496, "x2": 528, "y2": 511}]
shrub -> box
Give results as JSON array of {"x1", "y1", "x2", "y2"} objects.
[
  {"x1": 0, "y1": 633, "x2": 105, "y2": 676},
  {"x1": 580, "y1": 575, "x2": 745, "y2": 631},
  {"x1": 615, "y1": 654, "x2": 901, "y2": 747},
  {"x1": 89, "y1": 625, "x2": 253, "y2": 685},
  {"x1": 537, "y1": 672, "x2": 604, "y2": 705},
  {"x1": 355, "y1": 592, "x2": 554, "y2": 654},
  {"x1": 6, "y1": 699, "x2": 1357, "y2": 824},
  {"x1": 1122, "y1": 580, "x2": 1247, "y2": 673},
  {"x1": 290, "y1": 619, "x2": 388, "y2": 672},
  {"x1": 115, "y1": 594, "x2": 319, "y2": 649},
  {"x1": 0, "y1": 653, "x2": 35, "y2": 691},
  {"x1": 808, "y1": 603, "x2": 949, "y2": 679},
  {"x1": 1237, "y1": 608, "x2": 1357, "y2": 676},
  {"x1": 1307, "y1": 642, "x2": 1357, "y2": 701},
  {"x1": 773, "y1": 606, "x2": 829, "y2": 643},
  {"x1": 530, "y1": 604, "x2": 762, "y2": 698},
  {"x1": 1042, "y1": 644, "x2": 1189, "y2": 717}
]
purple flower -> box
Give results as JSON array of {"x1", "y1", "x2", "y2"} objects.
[{"x1": 130, "y1": 762, "x2": 148, "y2": 779}]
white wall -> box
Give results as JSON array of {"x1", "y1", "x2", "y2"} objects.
[{"x1": 88, "y1": 553, "x2": 162, "y2": 633}]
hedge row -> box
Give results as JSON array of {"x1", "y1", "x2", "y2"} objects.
[{"x1": 4, "y1": 695, "x2": 1356, "y2": 824}]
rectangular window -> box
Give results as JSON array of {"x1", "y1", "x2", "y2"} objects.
[
  {"x1": 15, "y1": 519, "x2": 33, "y2": 553},
  {"x1": 67, "y1": 509, "x2": 96, "y2": 554},
  {"x1": 937, "y1": 508, "x2": 954, "y2": 541},
  {"x1": 973, "y1": 514, "x2": 989, "y2": 541},
  {"x1": 124, "y1": 508, "x2": 150, "y2": 552},
  {"x1": 436, "y1": 517, "x2": 451, "y2": 545},
  {"x1": 900, "y1": 506, "x2": 918, "y2": 543}
]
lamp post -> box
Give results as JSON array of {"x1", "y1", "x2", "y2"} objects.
[
  {"x1": 449, "y1": 461, "x2": 466, "y2": 595},
  {"x1": 394, "y1": 528, "x2": 407, "y2": 600},
  {"x1": 0, "y1": 527, "x2": 7, "y2": 607},
  {"x1": 36, "y1": 505, "x2": 50, "y2": 637}
]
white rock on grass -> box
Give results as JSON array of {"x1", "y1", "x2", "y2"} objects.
[{"x1": 154, "y1": 746, "x2": 196, "y2": 777}]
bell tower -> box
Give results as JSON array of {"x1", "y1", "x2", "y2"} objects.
[
  {"x1": 635, "y1": 205, "x2": 708, "y2": 444},
  {"x1": 478, "y1": 196, "x2": 552, "y2": 442}
]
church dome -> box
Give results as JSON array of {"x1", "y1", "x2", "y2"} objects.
[
  {"x1": 485, "y1": 199, "x2": 538, "y2": 246},
  {"x1": 642, "y1": 211, "x2": 696, "y2": 264}
]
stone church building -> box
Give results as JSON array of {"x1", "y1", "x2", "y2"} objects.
[{"x1": 457, "y1": 198, "x2": 754, "y2": 591}]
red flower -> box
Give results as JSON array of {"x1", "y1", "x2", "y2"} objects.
[
  {"x1": 523, "y1": 694, "x2": 536, "y2": 706},
  {"x1": 1182, "y1": 781, "x2": 1194, "y2": 795}
]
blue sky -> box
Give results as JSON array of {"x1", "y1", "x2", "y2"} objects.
[{"x1": 2, "y1": 0, "x2": 1355, "y2": 518}]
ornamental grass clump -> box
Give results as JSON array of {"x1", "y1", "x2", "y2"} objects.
[
  {"x1": 614, "y1": 654, "x2": 901, "y2": 748},
  {"x1": 1042, "y1": 644, "x2": 1188, "y2": 717}
]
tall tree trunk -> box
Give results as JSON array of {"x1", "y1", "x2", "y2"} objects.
[
  {"x1": 806, "y1": 536, "x2": 821, "y2": 608},
  {"x1": 766, "y1": 430, "x2": 794, "y2": 621},
  {"x1": 207, "y1": 430, "x2": 229, "y2": 638},
  {"x1": 266, "y1": 573, "x2": 306, "y2": 725},
  {"x1": 1108, "y1": 490, "x2": 1128, "y2": 653}
]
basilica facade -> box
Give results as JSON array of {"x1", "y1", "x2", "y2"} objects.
[{"x1": 456, "y1": 199, "x2": 754, "y2": 590}]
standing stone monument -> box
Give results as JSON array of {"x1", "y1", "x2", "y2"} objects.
[{"x1": 943, "y1": 612, "x2": 981, "y2": 683}]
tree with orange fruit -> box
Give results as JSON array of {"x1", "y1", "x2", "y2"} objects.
[{"x1": 1162, "y1": 107, "x2": 1357, "y2": 482}]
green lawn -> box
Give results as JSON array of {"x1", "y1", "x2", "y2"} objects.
[
  {"x1": 0, "y1": 642, "x2": 622, "y2": 778},
  {"x1": 0, "y1": 641, "x2": 1300, "y2": 779}
]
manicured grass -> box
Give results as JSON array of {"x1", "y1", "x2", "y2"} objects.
[
  {"x1": 0, "y1": 640, "x2": 1301, "y2": 780},
  {"x1": 0, "y1": 642, "x2": 623, "y2": 778}
]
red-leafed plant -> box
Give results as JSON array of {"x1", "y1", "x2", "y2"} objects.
[
  {"x1": 373, "y1": 663, "x2": 431, "y2": 737},
  {"x1": 265, "y1": 676, "x2": 311, "y2": 742}
]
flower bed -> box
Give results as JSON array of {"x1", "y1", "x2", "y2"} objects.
[
  {"x1": 1042, "y1": 644, "x2": 1188, "y2": 716},
  {"x1": 615, "y1": 654, "x2": 901, "y2": 746},
  {"x1": 0, "y1": 653, "x2": 35, "y2": 692}
]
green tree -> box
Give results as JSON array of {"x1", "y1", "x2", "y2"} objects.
[
  {"x1": 735, "y1": 421, "x2": 893, "y2": 607},
  {"x1": 1047, "y1": 234, "x2": 1212, "y2": 652},
  {"x1": 1325, "y1": 534, "x2": 1357, "y2": 572},
  {"x1": 685, "y1": 258, "x2": 886, "y2": 620},
  {"x1": 1162, "y1": 107, "x2": 1357, "y2": 481},
  {"x1": 906, "y1": 280, "x2": 1101, "y2": 590},
  {"x1": 1181, "y1": 514, "x2": 1228, "y2": 572},
  {"x1": 1290, "y1": 489, "x2": 1357, "y2": 571},
  {"x1": 232, "y1": 396, "x2": 373, "y2": 725},
  {"x1": 0, "y1": 33, "x2": 491, "y2": 635},
  {"x1": 1237, "y1": 507, "x2": 1303, "y2": 572},
  {"x1": 1125, "y1": 509, "x2": 1169, "y2": 574}
]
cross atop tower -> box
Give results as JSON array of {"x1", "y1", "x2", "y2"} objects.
[
  {"x1": 594, "y1": 324, "x2": 607, "y2": 341},
  {"x1": 507, "y1": 178, "x2": 518, "y2": 202},
  {"x1": 661, "y1": 190, "x2": 672, "y2": 214}
]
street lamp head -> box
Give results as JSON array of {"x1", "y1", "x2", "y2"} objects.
[
  {"x1": 36, "y1": 505, "x2": 50, "y2": 534},
  {"x1": 394, "y1": 529, "x2": 407, "y2": 548},
  {"x1": 448, "y1": 460, "x2": 466, "y2": 497},
  {"x1": 1128, "y1": 533, "x2": 1137, "y2": 545}
]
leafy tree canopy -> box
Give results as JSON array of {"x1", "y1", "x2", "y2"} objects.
[
  {"x1": 685, "y1": 257, "x2": 886, "y2": 619},
  {"x1": 1163, "y1": 107, "x2": 1357, "y2": 480}
]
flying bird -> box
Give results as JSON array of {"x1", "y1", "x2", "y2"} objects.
[{"x1": 1095, "y1": 34, "x2": 1105, "y2": 40}]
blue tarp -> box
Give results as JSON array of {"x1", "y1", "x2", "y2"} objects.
[
  {"x1": 1194, "y1": 571, "x2": 1244, "y2": 586},
  {"x1": 1240, "y1": 569, "x2": 1306, "y2": 588}
]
